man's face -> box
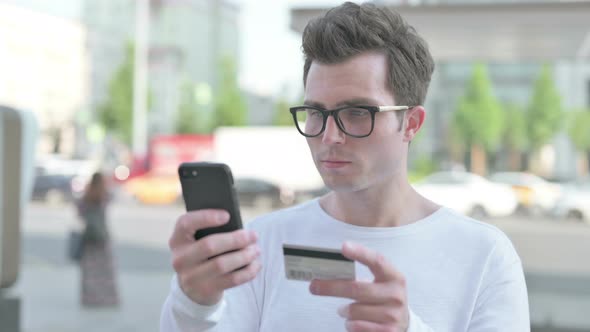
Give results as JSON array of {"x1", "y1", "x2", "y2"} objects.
[{"x1": 304, "y1": 52, "x2": 410, "y2": 192}]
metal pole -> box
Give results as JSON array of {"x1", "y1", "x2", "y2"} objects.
[
  {"x1": 211, "y1": 0, "x2": 220, "y2": 91},
  {"x1": 133, "y1": 0, "x2": 149, "y2": 157}
]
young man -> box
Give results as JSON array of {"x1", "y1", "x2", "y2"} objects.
[{"x1": 160, "y1": 2, "x2": 529, "y2": 331}]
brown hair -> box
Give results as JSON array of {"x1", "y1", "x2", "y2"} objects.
[
  {"x1": 82, "y1": 172, "x2": 108, "y2": 205},
  {"x1": 302, "y1": 2, "x2": 435, "y2": 107}
]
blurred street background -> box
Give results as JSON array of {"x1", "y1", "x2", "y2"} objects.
[
  {"x1": 0, "y1": 0, "x2": 589, "y2": 331},
  {"x1": 16, "y1": 199, "x2": 590, "y2": 331}
]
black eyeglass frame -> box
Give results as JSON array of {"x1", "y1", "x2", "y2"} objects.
[{"x1": 289, "y1": 105, "x2": 414, "y2": 138}]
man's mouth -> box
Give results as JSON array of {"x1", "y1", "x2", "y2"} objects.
[{"x1": 320, "y1": 160, "x2": 351, "y2": 169}]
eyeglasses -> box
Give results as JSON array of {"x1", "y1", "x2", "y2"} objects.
[{"x1": 289, "y1": 105, "x2": 414, "y2": 138}]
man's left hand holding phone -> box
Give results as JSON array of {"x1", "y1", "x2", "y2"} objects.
[{"x1": 169, "y1": 162, "x2": 261, "y2": 306}]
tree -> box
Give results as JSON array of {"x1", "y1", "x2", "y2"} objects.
[
  {"x1": 567, "y1": 109, "x2": 590, "y2": 175},
  {"x1": 212, "y1": 56, "x2": 247, "y2": 127},
  {"x1": 98, "y1": 43, "x2": 135, "y2": 144},
  {"x1": 526, "y1": 65, "x2": 563, "y2": 170},
  {"x1": 502, "y1": 104, "x2": 528, "y2": 171},
  {"x1": 273, "y1": 89, "x2": 305, "y2": 126},
  {"x1": 451, "y1": 64, "x2": 504, "y2": 175},
  {"x1": 175, "y1": 81, "x2": 209, "y2": 134},
  {"x1": 273, "y1": 97, "x2": 294, "y2": 126}
]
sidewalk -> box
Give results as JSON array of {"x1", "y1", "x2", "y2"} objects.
[
  {"x1": 14, "y1": 262, "x2": 173, "y2": 332},
  {"x1": 12, "y1": 229, "x2": 175, "y2": 332}
]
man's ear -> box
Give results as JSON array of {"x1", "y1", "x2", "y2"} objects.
[{"x1": 403, "y1": 106, "x2": 426, "y2": 142}]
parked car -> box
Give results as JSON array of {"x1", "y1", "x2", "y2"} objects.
[
  {"x1": 413, "y1": 171, "x2": 518, "y2": 218},
  {"x1": 32, "y1": 157, "x2": 95, "y2": 205},
  {"x1": 295, "y1": 185, "x2": 331, "y2": 203},
  {"x1": 122, "y1": 173, "x2": 182, "y2": 205},
  {"x1": 552, "y1": 177, "x2": 590, "y2": 222},
  {"x1": 489, "y1": 172, "x2": 562, "y2": 215},
  {"x1": 234, "y1": 178, "x2": 295, "y2": 209},
  {"x1": 31, "y1": 171, "x2": 77, "y2": 205}
]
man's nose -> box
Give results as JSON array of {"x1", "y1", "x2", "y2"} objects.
[{"x1": 321, "y1": 115, "x2": 345, "y2": 144}]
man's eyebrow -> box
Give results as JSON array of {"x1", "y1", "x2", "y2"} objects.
[
  {"x1": 303, "y1": 100, "x2": 325, "y2": 108},
  {"x1": 336, "y1": 98, "x2": 381, "y2": 107},
  {"x1": 303, "y1": 98, "x2": 381, "y2": 109}
]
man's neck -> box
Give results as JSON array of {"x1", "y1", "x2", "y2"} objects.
[{"x1": 319, "y1": 179, "x2": 439, "y2": 228}]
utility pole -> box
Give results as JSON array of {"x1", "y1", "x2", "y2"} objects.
[
  {"x1": 133, "y1": 0, "x2": 149, "y2": 157},
  {"x1": 211, "y1": 0, "x2": 220, "y2": 91}
]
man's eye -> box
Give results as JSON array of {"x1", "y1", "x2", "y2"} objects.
[
  {"x1": 346, "y1": 109, "x2": 368, "y2": 117},
  {"x1": 309, "y1": 110, "x2": 323, "y2": 118}
]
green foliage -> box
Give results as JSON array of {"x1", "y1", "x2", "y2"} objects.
[
  {"x1": 503, "y1": 103, "x2": 528, "y2": 150},
  {"x1": 567, "y1": 109, "x2": 590, "y2": 152},
  {"x1": 175, "y1": 81, "x2": 209, "y2": 134},
  {"x1": 212, "y1": 56, "x2": 247, "y2": 127},
  {"x1": 411, "y1": 115, "x2": 428, "y2": 146},
  {"x1": 410, "y1": 156, "x2": 437, "y2": 179},
  {"x1": 451, "y1": 63, "x2": 505, "y2": 152},
  {"x1": 98, "y1": 43, "x2": 135, "y2": 144},
  {"x1": 526, "y1": 65, "x2": 563, "y2": 150},
  {"x1": 273, "y1": 97, "x2": 294, "y2": 126}
]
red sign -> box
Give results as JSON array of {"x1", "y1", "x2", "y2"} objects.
[{"x1": 149, "y1": 135, "x2": 214, "y2": 175}]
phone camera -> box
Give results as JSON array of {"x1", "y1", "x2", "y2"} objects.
[{"x1": 192, "y1": 170, "x2": 198, "y2": 176}]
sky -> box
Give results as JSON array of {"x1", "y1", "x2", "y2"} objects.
[{"x1": 237, "y1": 0, "x2": 343, "y2": 100}]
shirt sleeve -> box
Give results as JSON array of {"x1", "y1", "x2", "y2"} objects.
[
  {"x1": 159, "y1": 274, "x2": 227, "y2": 331},
  {"x1": 160, "y1": 273, "x2": 261, "y2": 332},
  {"x1": 467, "y1": 236, "x2": 530, "y2": 331}
]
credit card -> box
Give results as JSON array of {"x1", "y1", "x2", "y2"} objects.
[{"x1": 283, "y1": 244, "x2": 355, "y2": 281}]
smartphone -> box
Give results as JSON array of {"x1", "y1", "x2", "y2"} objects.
[{"x1": 178, "y1": 162, "x2": 243, "y2": 241}]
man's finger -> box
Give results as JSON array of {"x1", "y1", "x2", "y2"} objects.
[
  {"x1": 182, "y1": 235, "x2": 260, "y2": 273},
  {"x1": 199, "y1": 243, "x2": 260, "y2": 276},
  {"x1": 174, "y1": 232, "x2": 257, "y2": 270},
  {"x1": 310, "y1": 279, "x2": 402, "y2": 304},
  {"x1": 344, "y1": 319, "x2": 389, "y2": 332},
  {"x1": 212, "y1": 260, "x2": 263, "y2": 290},
  {"x1": 338, "y1": 302, "x2": 405, "y2": 324},
  {"x1": 341, "y1": 242, "x2": 403, "y2": 283},
  {"x1": 169, "y1": 209, "x2": 230, "y2": 248}
]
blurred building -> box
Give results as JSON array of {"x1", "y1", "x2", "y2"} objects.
[
  {"x1": 82, "y1": 0, "x2": 135, "y2": 120},
  {"x1": 245, "y1": 92, "x2": 276, "y2": 125},
  {"x1": 291, "y1": 0, "x2": 590, "y2": 180},
  {"x1": 80, "y1": 0, "x2": 243, "y2": 147},
  {"x1": 0, "y1": 0, "x2": 245, "y2": 159},
  {"x1": 0, "y1": 2, "x2": 89, "y2": 156},
  {"x1": 148, "y1": 0, "x2": 241, "y2": 135}
]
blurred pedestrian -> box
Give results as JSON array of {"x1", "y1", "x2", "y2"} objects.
[{"x1": 77, "y1": 171, "x2": 119, "y2": 307}]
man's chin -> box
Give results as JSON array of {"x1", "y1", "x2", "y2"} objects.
[{"x1": 322, "y1": 179, "x2": 361, "y2": 193}]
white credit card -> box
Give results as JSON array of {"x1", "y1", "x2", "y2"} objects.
[{"x1": 283, "y1": 244, "x2": 355, "y2": 281}]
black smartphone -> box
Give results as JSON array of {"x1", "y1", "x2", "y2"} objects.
[{"x1": 178, "y1": 162, "x2": 243, "y2": 241}]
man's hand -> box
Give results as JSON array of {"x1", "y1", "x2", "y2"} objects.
[
  {"x1": 169, "y1": 209, "x2": 261, "y2": 306},
  {"x1": 309, "y1": 242, "x2": 409, "y2": 332}
]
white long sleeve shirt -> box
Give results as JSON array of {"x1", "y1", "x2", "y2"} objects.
[{"x1": 161, "y1": 199, "x2": 530, "y2": 331}]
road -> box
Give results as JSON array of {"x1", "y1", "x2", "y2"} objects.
[
  {"x1": 490, "y1": 216, "x2": 590, "y2": 275},
  {"x1": 22, "y1": 200, "x2": 590, "y2": 274},
  {"x1": 13, "y1": 200, "x2": 590, "y2": 331},
  {"x1": 12, "y1": 201, "x2": 274, "y2": 332}
]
